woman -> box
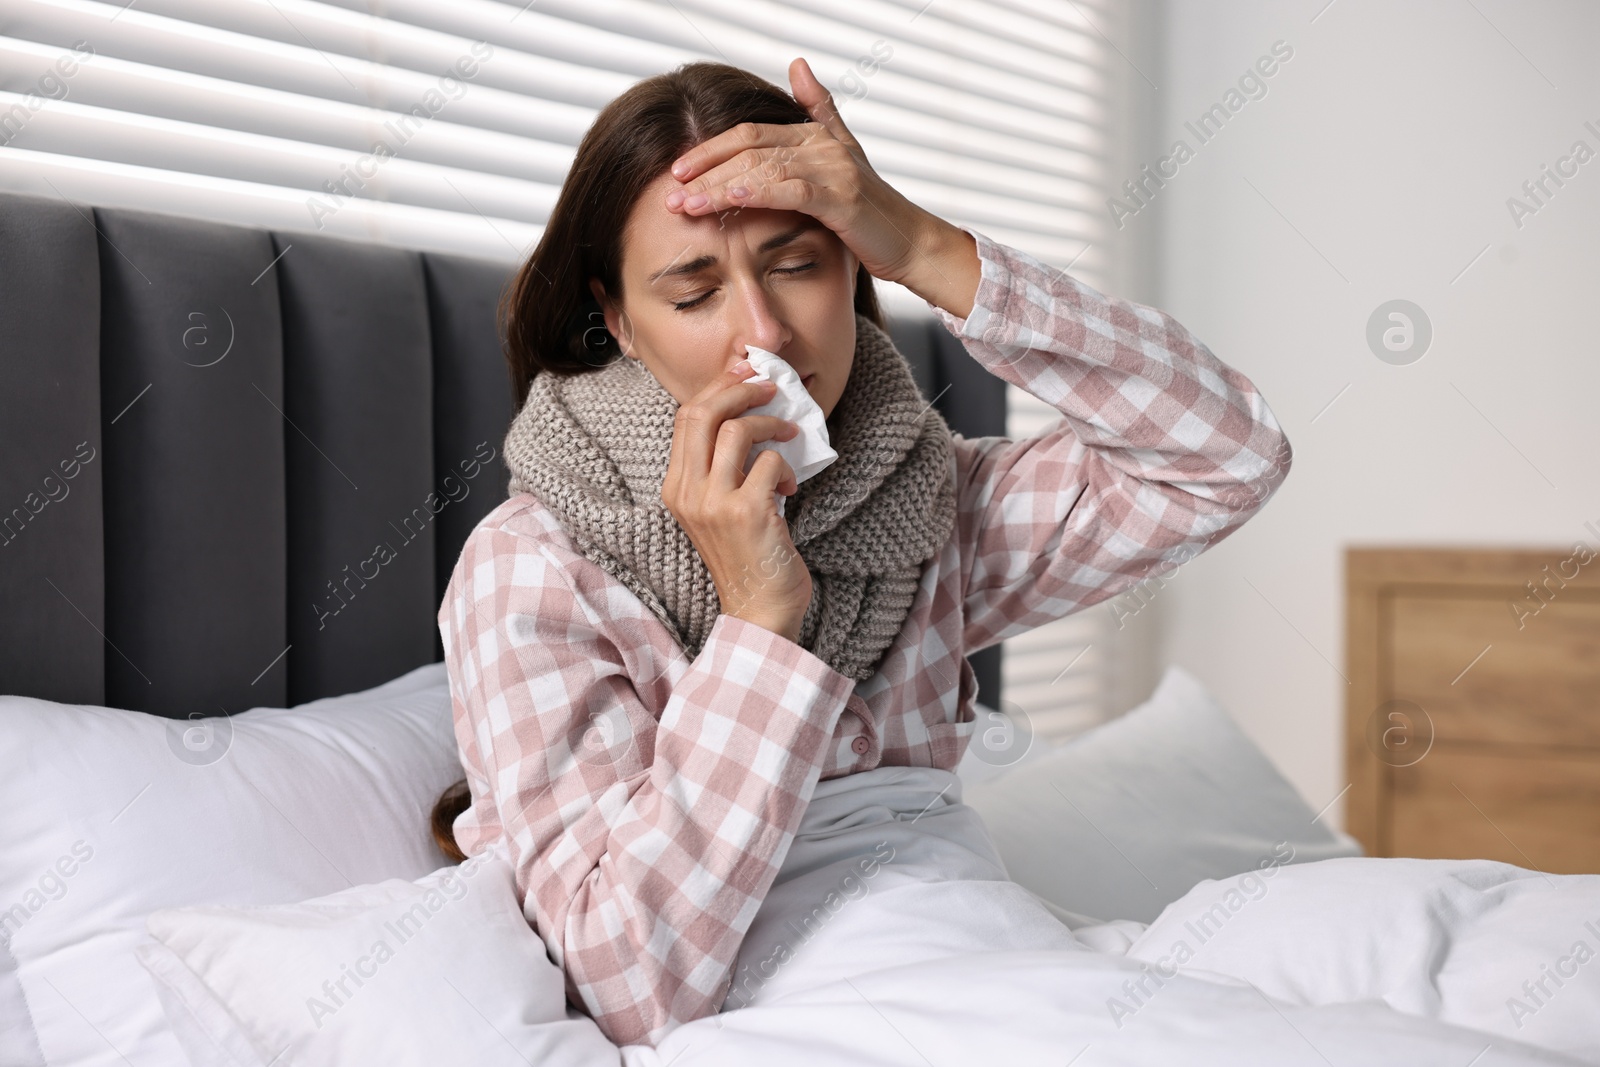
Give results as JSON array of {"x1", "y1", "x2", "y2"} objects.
[{"x1": 431, "y1": 57, "x2": 1292, "y2": 1049}]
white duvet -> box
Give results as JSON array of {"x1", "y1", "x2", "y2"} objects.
[{"x1": 615, "y1": 765, "x2": 1600, "y2": 1066}]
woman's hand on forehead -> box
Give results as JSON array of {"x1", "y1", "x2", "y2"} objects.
[{"x1": 662, "y1": 57, "x2": 933, "y2": 291}]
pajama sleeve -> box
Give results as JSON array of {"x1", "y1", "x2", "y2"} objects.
[
  {"x1": 926, "y1": 226, "x2": 1293, "y2": 654},
  {"x1": 438, "y1": 520, "x2": 857, "y2": 1049}
]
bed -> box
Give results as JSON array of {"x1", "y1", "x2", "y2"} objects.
[{"x1": 3, "y1": 189, "x2": 1597, "y2": 1066}]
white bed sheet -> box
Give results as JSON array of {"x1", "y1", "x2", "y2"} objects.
[{"x1": 611, "y1": 765, "x2": 1599, "y2": 1066}]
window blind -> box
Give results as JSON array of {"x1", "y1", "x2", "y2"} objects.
[{"x1": 0, "y1": 0, "x2": 1136, "y2": 738}]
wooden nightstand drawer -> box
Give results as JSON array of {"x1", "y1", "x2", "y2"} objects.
[
  {"x1": 1388, "y1": 593, "x2": 1600, "y2": 749},
  {"x1": 1388, "y1": 748, "x2": 1600, "y2": 873},
  {"x1": 1346, "y1": 547, "x2": 1600, "y2": 874}
]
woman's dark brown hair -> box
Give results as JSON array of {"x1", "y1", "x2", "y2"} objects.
[{"x1": 429, "y1": 59, "x2": 886, "y2": 865}]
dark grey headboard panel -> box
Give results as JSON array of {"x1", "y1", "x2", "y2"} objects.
[{"x1": 0, "y1": 189, "x2": 1004, "y2": 716}]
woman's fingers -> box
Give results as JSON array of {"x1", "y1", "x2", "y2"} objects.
[
  {"x1": 787, "y1": 57, "x2": 863, "y2": 155},
  {"x1": 743, "y1": 447, "x2": 798, "y2": 501},
  {"x1": 664, "y1": 58, "x2": 858, "y2": 193},
  {"x1": 669, "y1": 119, "x2": 813, "y2": 186},
  {"x1": 670, "y1": 378, "x2": 797, "y2": 491},
  {"x1": 667, "y1": 130, "x2": 834, "y2": 216},
  {"x1": 667, "y1": 370, "x2": 757, "y2": 499},
  {"x1": 676, "y1": 167, "x2": 819, "y2": 218},
  {"x1": 674, "y1": 362, "x2": 762, "y2": 441},
  {"x1": 671, "y1": 379, "x2": 764, "y2": 483},
  {"x1": 709, "y1": 414, "x2": 800, "y2": 490}
]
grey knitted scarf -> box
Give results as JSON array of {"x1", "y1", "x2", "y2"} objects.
[{"x1": 502, "y1": 312, "x2": 957, "y2": 682}]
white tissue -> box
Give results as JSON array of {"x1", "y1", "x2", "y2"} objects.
[{"x1": 739, "y1": 344, "x2": 838, "y2": 518}]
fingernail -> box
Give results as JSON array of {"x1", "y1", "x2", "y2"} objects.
[
  {"x1": 730, "y1": 186, "x2": 749, "y2": 199},
  {"x1": 733, "y1": 359, "x2": 752, "y2": 374},
  {"x1": 666, "y1": 190, "x2": 684, "y2": 209},
  {"x1": 672, "y1": 160, "x2": 688, "y2": 178},
  {"x1": 685, "y1": 193, "x2": 708, "y2": 209}
]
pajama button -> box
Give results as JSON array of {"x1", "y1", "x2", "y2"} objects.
[{"x1": 851, "y1": 736, "x2": 870, "y2": 755}]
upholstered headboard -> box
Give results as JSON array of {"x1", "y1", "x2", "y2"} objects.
[{"x1": 0, "y1": 189, "x2": 1005, "y2": 717}]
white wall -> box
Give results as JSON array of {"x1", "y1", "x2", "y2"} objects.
[
  {"x1": 1098, "y1": 0, "x2": 1170, "y2": 720},
  {"x1": 1114, "y1": 0, "x2": 1600, "y2": 829}
]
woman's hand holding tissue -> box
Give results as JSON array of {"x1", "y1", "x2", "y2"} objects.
[
  {"x1": 663, "y1": 57, "x2": 980, "y2": 320},
  {"x1": 659, "y1": 360, "x2": 813, "y2": 644},
  {"x1": 739, "y1": 343, "x2": 838, "y2": 521}
]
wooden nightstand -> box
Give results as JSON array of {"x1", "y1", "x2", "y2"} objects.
[{"x1": 1345, "y1": 546, "x2": 1600, "y2": 873}]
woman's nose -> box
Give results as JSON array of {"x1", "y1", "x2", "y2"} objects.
[
  {"x1": 736, "y1": 313, "x2": 787, "y2": 358},
  {"x1": 734, "y1": 284, "x2": 789, "y2": 356}
]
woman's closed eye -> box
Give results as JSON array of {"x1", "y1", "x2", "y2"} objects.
[{"x1": 671, "y1": 261, "x2": 820, "y2": 311}]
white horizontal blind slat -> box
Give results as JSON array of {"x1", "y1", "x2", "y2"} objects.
[
  {"x1": 0, "y1": 144, "x2": 541, "y2": 260},
  {"x1": 0, "y1": 37, "x2": 574, "y2": 183},
  {"x1": 673, "y1": 0, "x2": 1111, "y2": 122},
  {"x1": 2, "y1": 92, "x2": 564, "y2": 223},
  {"x1": 2, "y1": 0, "x2": 620, "y2": 129},
  {"x1": 190, "y1": 0, "x2": 691, "y2": 106}
]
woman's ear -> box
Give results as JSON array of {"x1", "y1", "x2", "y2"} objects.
[
  {"x1": 588, "y1": 277, "x2": 631, "y2": 358},
  {"x1": 587, "y1": 277, "x2": 610, "y2": 322}
]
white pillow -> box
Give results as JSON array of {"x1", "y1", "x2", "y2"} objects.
[
  {"x1": 0, "y1": 662, "x2": 464, "y2": 1067},
  {"x1": 136, "y1": 850, "x2": 619, "y2": 1067},
  {"x1": 962, "y1": 665, "x2": 1363, "y2": 923}
]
